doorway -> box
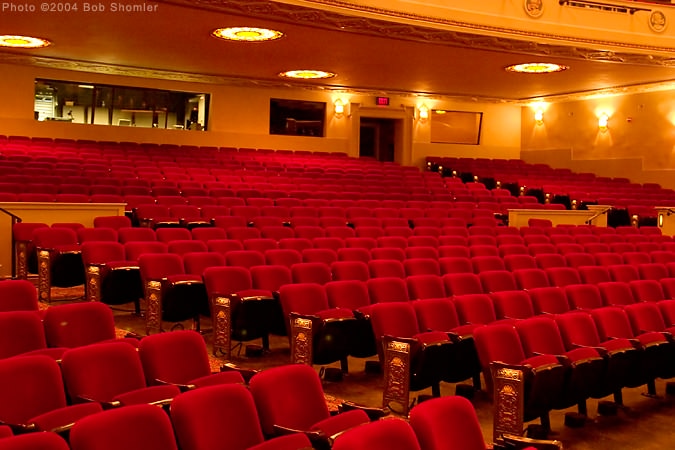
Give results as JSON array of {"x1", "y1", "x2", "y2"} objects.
[{"x1": 359, "y1": 118, "x2": 398, "y2": 162}]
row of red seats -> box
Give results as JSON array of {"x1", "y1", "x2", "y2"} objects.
[{"x1": 0, "y1": 350, "x2": 508, "y2": 450}]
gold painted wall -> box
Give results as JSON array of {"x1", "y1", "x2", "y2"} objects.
[
  {"x1": 521, "y1": 90, "x2": 675, "y2": 187},
  {"x1": 0, "y1": 63, "x2": 522, "y2": 169}
]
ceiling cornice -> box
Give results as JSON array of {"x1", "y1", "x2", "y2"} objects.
[{"x1": 1, "y1": 0, "x2": 672, "y2": 104}]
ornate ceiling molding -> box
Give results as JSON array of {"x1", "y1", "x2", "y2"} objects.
[
  {"x1": 2, "y1": 0, "x2": 672, "y2": 104},
  {"x1": 160, "y1": 0, "x2": 675, "y2": 60}
]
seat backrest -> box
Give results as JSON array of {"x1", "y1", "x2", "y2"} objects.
[
  {"x1": 77, "y1": 227, "x2": 118, "y2": 243},
  {"x1": 332, "y1": 418, "x2": 421, "y2": 450},
  {"x1": 138, "y1": 330, "x2": 211, "y2": 386},
  {"x1": 250, "y1": 265, "x2": 293, "y2": 292},
  {"x1": 479, "y1": 270, "x2": 517, "y2": 293},
  {"x1": 0, "y1": 279, "x2": 39, "y2": 312},
  {"x1": 264, "y1": 249, "x2": 302, "y2": 268},
  {"x1": 578, "y1": 266, "x2": 611, "y2": 285},
  {"x1": 545, "y1": 266, "x2": 581, "y2": 287},
  {"x1": 325, "y1": 280, "x2": 371, "y2": 310},
  {"x1": 156, "y1": 227, "x2": 192, "y2": 243},
  {"x1": 70, "y1": 403, "x2": 178, "y2": 450},
  {"x1": 248, "y1": 364, "x2": 330, "y2": 436},
  {"x1": 171, "y1": 384, "x2": 266, "y2": 450},
  {"x1": 279, "y1": 283, "x2": 330, "y2": 317},
  {"x1": 0, "y1": 355, "x2": 68, "y2": 425},
  {"x1": 331, "y1": 261, "x2": 370, "y2": 282},
  {"x1": 43, "y1": 302, "x2": 117, "y2": 348},
  {"x1": 81, "y1": 241, "x2": 127, "y2": 265},
  {"x1": 409, "y1": 395, "x2": 485, "y2": 450},
  {"x1": 367, "y1": 277, "x2": 410, "y2": 303},
  {"x1": 597, "y1": 281, "x2": 636, "y2": 306},
  {"x1": 61, "y1": 341, "x2": 147, "y2": 403},
  {"x1": 565, "y1": 283, "x2": 604, "y2": 310},
  {"x1": 473, "y1": 323, "x2": 527, "y2": 369},
  {"x1": 182, "y1": 252, "x2": 226, "y2": 277},
  {"x1": 404, "y1": 258, "x2": 440, "y2": 276},
  {"x1": 442, "y1": 273, "x2": 484, "y2": 296},
  {"x1": 290, "y1": 262, "x2": 332, "y2": 285},
  {"x1": 368, "y1": 259, "x2": 406, "y2": 279},
  {"x1": 412, "y1": 298, "x2": 461, "y2": 333},
  {"x1": 0, "y1": 432, "x2": 70, "y2": 450},
  {"x1": 513, "y1": 268, "x2": 550, "y2": 290},
  {"x1": 225, "y1": 250, "x2": 266, "y2": 269},
  {"x1": 591, "y1": 306, "x2": 635, "y2": 341},
  {"x1": 406, "y1": 274, "x2": 446, "y2": 300},
  {"x1": 124, "y1": 241, "x2": 168, "y2": 261},
  {"x1": 453, "y1": 294, "x2": 497, "y2": 326},
  {"x1": 32, "y1": 227, "x2": 79, "y2": 248},
  {"x1": 528, "y1": 286, "x2": 570, "y2": 315},
  {"x1": 203, "y1": 266, "x2": 253, "y2": 295},
  {"x1": 491, "y1": 290, "x2": 535, "y2": 320},
  {"x1": 118, "y1": 227, "x2": 157, "y2": 243},
  {"x1": 624, "y1": 302, "x2": 667, "y2": 336},
  {"x1": 554, "y1": 311, "x2": 602, "y2": 348},
  {"x1": 370, "y1": 302, "x2": 424, "y2": 344},
  {"x1": 0, "y1": 311, "x2": 50, "y2": 359},
  {"x1": 629, "y1": 279, "x2": 665, "y2": 302},
  {"x1": 139, "y1": 253, "x2": 185, "y2": 280},
  {"x1": 515, "y1": 316, "x2": 567, "y2": 357}
]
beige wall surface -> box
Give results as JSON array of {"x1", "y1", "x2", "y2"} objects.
[
  {"x1": 520, "y1": 90, "x2": 675, "y2": 188},
  {"x1": 0, "y1": 63, "x2": 522, "y2": 170}
]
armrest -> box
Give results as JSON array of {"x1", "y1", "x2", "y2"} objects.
[
  {"x1": 77, "y1": 395, "x2": 120, "y2": 410},
  {"x1": 220, "y1": 362, "x2": 259, "y2": 383},
  {"x1": 0, "y1": 419, "x2": 37, "y2": 435},
  {"x1": 499, "y1": 433, "x2": 563, "y2": 449},
  {"x1": 153, "y1": 378, "x2": 195, "y2": 392},
  {"x1": 338, "y1": 401, "x2": 388, "y2": 421},
  {"x1": 272, "y1": 423, "x2": 329, "y2": 449}
]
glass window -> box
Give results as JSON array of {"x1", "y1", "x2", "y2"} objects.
[
  {"x1": 34, "y1": 79, "x2": 210, "y2": 130},
  {"x1": 269, "y1": 99, "x2": 326, "y2": 137}
]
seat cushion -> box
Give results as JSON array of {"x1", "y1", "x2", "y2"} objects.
[
  {"x1": 112, "y1": 384, "x2": 180, "y2": 406},
  {"x1": 310, "y1": 409, "x2": 370, "y2": 439},
  {"x1": 30, "y1": 402, "x2": 103, "y2": 432}
]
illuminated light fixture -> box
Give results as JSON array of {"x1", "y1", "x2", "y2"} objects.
[
  {"x1": 278, "y1": 70, "x2": 336, "y2": 80},
  {"x1": 0, "y1": 35, "x2": 50, "y2": 48},
  {"x1": 211, "y1": 27, "x2": 283, "y2": 42},
  {"x1": 505, "y1": 62, "x2": 569, "y2": 73},
  {"x1": 534, "y1": 109, "x2": 544, "y2": 125},
  {"x1": 434, "y1": 110, "x2": 447, "y2": 115},
  {"x1": 598, "y1": 113, "x2": 609, "y2": 131},
  {"x1": 417, "y1": 104, "x2": 430, "y2": 121},
  {"x1": 334, "y1": 99, "x2": 345, "y2": 117}
]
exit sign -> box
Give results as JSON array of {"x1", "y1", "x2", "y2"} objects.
[{"x1": 375, "y1": 97, "x2": 390, "y2": 106}]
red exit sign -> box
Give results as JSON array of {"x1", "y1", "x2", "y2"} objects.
[{"x1": 375, "y1": 97, "x2": 390, "y2": 106}]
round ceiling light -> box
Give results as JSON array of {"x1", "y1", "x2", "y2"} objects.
[
  {"x1": 212, "y1": 27, "x2": 283, "y2": 42},
  {"x1": 278, "y1": 70, "x2": 336, "y2": 80},
  {"x1": 0, "y1": 35, "x2": 51, "y2": 48},
  {"x1": 505, "y1": 62, "x2": 569, "y2": 73}
]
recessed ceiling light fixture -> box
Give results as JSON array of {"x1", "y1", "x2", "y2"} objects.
[
  {"x1": 278, "y1": 70, "x2": 336, "y2": 80},
  {"x1": 0, "y1": 35, "x2": 50, "y2": 48},
  {"x1": 212, "y1": 27, "x2": 283, "y2": 42},
  {"x1": 505, "y1": 62, "x2": 569, "y2": 73}
]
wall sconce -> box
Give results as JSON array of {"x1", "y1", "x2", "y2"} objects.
[
  {"x1": 334, "y1": 99, "x2": 345, "y2": 118},
  {"x1": 417, "y1": 104, "x2": 429, "y2": 122},
  {"x1": 534, "y1": 109, "x2": 544, "y2": 125},
  {"x1": 598, "y1": 113, "x2": 609, "y2": 132}
]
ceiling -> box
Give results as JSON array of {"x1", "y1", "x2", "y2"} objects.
[{"x1": 1, "y1": 0, "x2": 674, "y2": 102}]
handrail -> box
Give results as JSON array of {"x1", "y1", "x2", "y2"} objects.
[
  {"x1": 559, "y1": 0, "x2": 652, "y2": 14},
  {"x1": 584, "y1": 206, "x2": 613, "y2": 225},
  {"x1": 0, "y1": 208, "x2": 22, "y2": 279}
]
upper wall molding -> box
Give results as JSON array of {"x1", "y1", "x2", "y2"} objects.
[{"x1": 164, "y1": 0, "x2": 674, "y2": 57}]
